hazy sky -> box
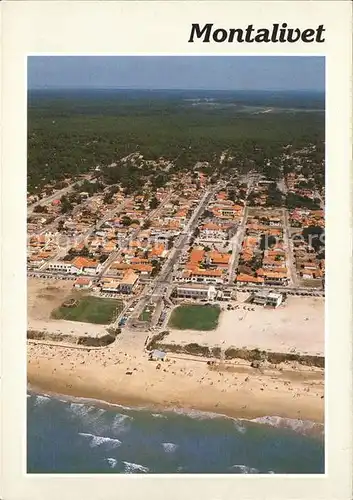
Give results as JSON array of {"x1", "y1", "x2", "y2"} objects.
[{"x1": 28, "y1": 56, "x2": 325, "y2": 91}]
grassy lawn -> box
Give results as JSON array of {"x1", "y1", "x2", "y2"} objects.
[
  {"x1": 168, "y1": 304, "x2": 221, "y2": 331},
  {"x1": 51, "y1": 296, "x2": 124, "y2": 325},
  {"x1": 139, "y1": 306, "x2": 154, "y2": 322}
]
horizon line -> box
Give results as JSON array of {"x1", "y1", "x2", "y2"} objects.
[{"x1": 28, "y1": 86, "x2": 325, "y2": 93}]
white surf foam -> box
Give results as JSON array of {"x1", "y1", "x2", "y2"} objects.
[
  {"x1": 34, "y1": 395, "x2": 51, "y2": 406},
  {"x1": 111, "y1": 413, "x2": 132, "y2": 434},
  {"x1": 79, "y1": 432, "x2": 122, "y2": 449},
  {"x1": 68, "y1": 402, "x2": 93, "y2": 418},
  {"x1": 233, "y1": 421, "x2": 247, "y2": 434},
  {"x1": 122, "y1": 461, "x2": 149, "y2": 473},
  {"x1": 171, "y1": 408, "x2": 224, "y2": 420},
  {"x1": 162, "y1": 442, "x2": 179, "y2": 453},
  {"x1": 229, "y1": 464, "x2": 259, "y2": 474},
  {"x1": 249, "y1": 415, "x2": 322, "y2": 436},
  {"x1": 106, "y1": 457, "x2": 118, "y2": 468}
]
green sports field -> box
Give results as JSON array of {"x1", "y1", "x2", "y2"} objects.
[
  {"x1": 168, "y1": 304, "x2": 221, "y2": 331},
  {"x1": 51, "y1": 296, "x2": 123, "y2": 325}
]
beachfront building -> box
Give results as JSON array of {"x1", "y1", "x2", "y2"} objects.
[
  {"x1": 252, "y1": 290, "x2": 283, "y2": 308},
  {"x1": 101, "y1": 269, "x2": 139, "y2": 294},
  {"x1": 235, "y1": 274, "x2": 264, "y2": 287},
  {"x1": 73, "y1": 277, "x2": 93, "y2": 289},
  {"x1": 174, "y1": 284, "x2": 217, "y2": 301},
  {"x1": 48, "y1": 260, "x2": 74, "y2": 274},
  {"x1": 183, "y1": 268, "x2": 224, "y2": 284},
  {"x1": 70, "y1": 257, "x2": 103, "y2": 275},
  {"x1": 118, "y1": 269, "x2": 139, "y2": 293},
  {"x1": 256, "y1": 269, "x2": 289, "y2": 286}
]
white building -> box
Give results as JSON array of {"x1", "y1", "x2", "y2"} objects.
[
  {"x1": 175, "y1": 284, "x2": 217, "y2": 301},
  {"x1": 252, "y1": 290, "x2": 283, "y2": 308},
  {"x1": 48, "y1": 261, "x2": 73, "y2": 273}
]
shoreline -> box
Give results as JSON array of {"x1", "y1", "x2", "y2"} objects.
[
  {"x1": 28, "y1": 343, "x2": 324, "y2": 423},
  {"x1": 28, "y1": 384, "x2": 325, "y2": 441}
]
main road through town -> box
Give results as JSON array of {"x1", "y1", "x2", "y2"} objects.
[{"x1": 128, "y1": 185, "x2": 220, "y2": 322}]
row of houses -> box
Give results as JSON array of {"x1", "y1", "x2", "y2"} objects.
[
  {"x1": 27, "y1": 233, "x2": 60, "y2": 270},
  {"x1": 289, "y1": 208, "x2": 325, "y2": 228},
  {"x1": 175, "y1": 246, "x2": 231, "y2": 285},
  {"x1": 235, "y1": 210, "x2": 290, "y2": 287},
  {"x1": 289, "y1": 209, "x2": 325, "y2": 283}
]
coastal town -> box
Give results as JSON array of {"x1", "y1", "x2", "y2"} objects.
[
  {"x1": 23, "y1": 53, "x2": 330, "y2": 476},
  {"x1": 28, "y1": 145, "x2": 324, "y2": 361},
  {"x1": 27, "y1": 145, "x2": 325, "y2": 427}
]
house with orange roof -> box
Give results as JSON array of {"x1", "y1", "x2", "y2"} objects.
[
  {"x1": 148, "y1": 244, "x2": 168, "y2": 259},
  {"x1": 189, "y1": 268, "x2": 224, "y2": 284},
  {"x1": 299, "y1": 268, "x2": 322, "y2": 280},
  {"x1": 110, "y1": 262, "x2": 131, "y2": 272},
  {"x1": 119, "y1": 269, "x2": 139, "y2": 293},
  {"x1": 102, "y1": 241, "x2": 117, "y2": 254},
  {"x1": 235, "y1": 274, "x2": 264, "y2": 286},
  {"x1": 73, "y1": 277, "x2": 93, "y2": 289},
  {"x1": 240, "y1": 250, "x2": 254, "y2": 262},
  {"x1": 100, "y1": 269, "x2": 138, "y2": 294},
  {"x1": 175, "y1": 209, "x2": 188, "y2": 220},
  {"x1": 190, "y1": 246, "x2": 205, "y2": 260},
  {"x1": 130, "y1": 257, "x2": 149, "y2": 265},
  {"x1": 257, "y1": 269, "x2": 288, "y2": 285},
  {"x1": 129, "y1": 240, "x2": 142, "y2": 249},
  {"x1": 131, "y1": 263, "x2": 153, "y2": 275},
  {"x1": 208, "y1": 251, "x2": 230, "y2": 268},
  {"x1": 71, "y1": 256, "x2": 103, "y2": 275}
]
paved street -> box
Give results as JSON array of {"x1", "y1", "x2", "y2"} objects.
[
  {"x1": 151, "y1": 186, "x2": 217, "y2": 298},
  {"x1": 28, "y1": 179, "x2": 86, "y2": 216},
  {"x1": 228, "y1": 205, "x2": 248, "y2": 284},
  {"x1": 128, "y1": 186, "x2": 218, "y2": 322},
  {"x1": 282, "y1": 208, "x2": 299, "y2": 287}
]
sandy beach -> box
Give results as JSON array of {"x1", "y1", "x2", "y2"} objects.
[{"x1": 28, "y1": 340, "x2": 324, "y2": 423}]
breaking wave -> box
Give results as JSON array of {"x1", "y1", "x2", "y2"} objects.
[
  {"x1": 229, "y1": 464, "x2": 259, "y2": 474},
  {"x1": 34, "y1": 395, "x2": 50, "y2": 406},
  {"x1": 249, "y1": 416, "x2": 323, "y2": 436},
  {"x1": 105, "y1": 457, "x2": 118, "y2": 468},
  {"x1": 122, "y1": 461, "x2": 149, "y2": 473},
  {"x1": 162, "y1": 442, "x2": 179, "y2": 453},
  {"x1": 68, "y1": 402, "x2": 95, "y2": 418},
  {"x1": 233, "y1": 421, "x2": 247, "y2": 434},
  {"x1": 79, "y1": 432, "x2": 122, "y2": 449},
  {"x1": 111, "y1": 413, "x2": 132, "y2": 434},
  {"x1": 171, "y1": 408, "x2": 225, "y2": 420}
]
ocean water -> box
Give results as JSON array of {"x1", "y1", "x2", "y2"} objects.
[{"x1": 27, "y1": 392, "x2": 324, "y2": 474}]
